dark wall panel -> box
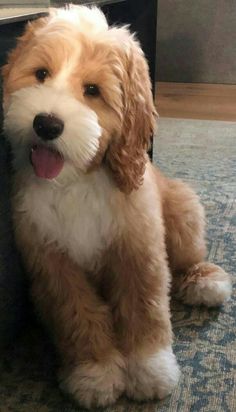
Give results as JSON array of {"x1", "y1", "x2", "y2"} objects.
[{"x1": 157, "y1": 0, "x2": 236, "y2": 84}]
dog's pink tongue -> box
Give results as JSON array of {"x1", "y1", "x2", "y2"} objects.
[{"x1": 30, "y1": 145, "x2": 64, "y2": 179}]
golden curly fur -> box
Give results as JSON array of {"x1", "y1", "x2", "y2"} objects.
[{"x1": 2, "y1": 5, "x2": 231, "y2": 409}]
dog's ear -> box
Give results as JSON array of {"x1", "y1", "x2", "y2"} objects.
[{"x1": 106, "y1": 33, "x2": 157, "y2": 194}]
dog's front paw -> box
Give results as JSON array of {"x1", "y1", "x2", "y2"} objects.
[
  {"x1": 125, "y1": 346, "x2": 180, "y2": 401},
  {"x1": 60, "y1": 355, "x2": 125, "y2": 408}
]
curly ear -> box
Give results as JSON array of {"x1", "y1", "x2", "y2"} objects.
[{"x1": 106, "y1": 34, "x2": 157, "y2": 194}]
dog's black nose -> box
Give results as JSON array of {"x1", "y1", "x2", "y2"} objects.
[{"x1": 33, "y1": 113, "x2": 64, "y2": 141}]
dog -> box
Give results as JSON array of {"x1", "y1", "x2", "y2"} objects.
[{"x1": 2, "y1": 5, "x2": 231, "y2": 409}]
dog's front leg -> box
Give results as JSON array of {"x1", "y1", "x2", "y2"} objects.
[
  {"x1": 106, "y1": 235, "x2": 180, "y2": 401},
  {"x1": 28, "y1": 248, "x2": 125, "y2": 408}
]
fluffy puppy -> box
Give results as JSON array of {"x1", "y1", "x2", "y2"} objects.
[{"x1": 2, "y1": 5, "x2": 231, "y2": 409}]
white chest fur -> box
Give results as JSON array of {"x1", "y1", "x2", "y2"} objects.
[{"x1": 17, "y1": 169, "x2": 123, "y2": 272}]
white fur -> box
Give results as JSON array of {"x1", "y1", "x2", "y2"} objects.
[
  {"x1": 182, "y1": 274, "x2": 232, "y2": 307},
  {"x1": 44, "y1": 6, "x2": 108, "y2": 36},
  {"x1": 60, "y1": 355, "x2": 125, "y2": 408},
  {"x1": 16, "y1": 169, "x2": 121, "y2": 272},
  {"x1": 126, "y1": 346, "x2": 180, "y2": 400},
  {"x1": 4, "y1": 85, "x2": 101, "y2": 172},
  {"x1": 13, "y1": 165, "x2": 160, "y2": 273}
]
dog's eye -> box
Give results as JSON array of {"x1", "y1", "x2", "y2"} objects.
[
  {"x1": 35, "y1": 68, "x2": 49, "y2": 83},
  {"x1": 84, "y1": 84, "x2": 100, "y2": 97}
]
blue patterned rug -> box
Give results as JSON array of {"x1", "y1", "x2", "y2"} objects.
[{"x1": 0, "y1": 118, "x2": 235, "y2": 411}]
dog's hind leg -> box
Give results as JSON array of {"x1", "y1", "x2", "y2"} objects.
[{"x1": 163, "y1": 178, "x2": 232, "y2": 306}]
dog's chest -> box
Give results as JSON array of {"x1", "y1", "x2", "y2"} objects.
[{"x1": 21, "y1": 172, "x2": 121, "y2": 271}]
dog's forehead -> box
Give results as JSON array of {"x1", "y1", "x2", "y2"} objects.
[
  {"x1": 31, "y1": 23, "x2": 118, "y2": 81},
  {"x1": 28, "y1": 8, "x2": 121, "y2": 67},
  {"x1": 30, "y1": 6, "x2": 132, "y2": 57}
]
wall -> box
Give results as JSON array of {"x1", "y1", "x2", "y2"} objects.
[{"x1": 156, "y1": 0, "x2": 236, "y2": 84}]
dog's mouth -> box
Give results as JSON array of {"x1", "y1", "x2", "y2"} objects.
[{"x1": 30, "y1": 144, "x2": 64, "y2": 179}]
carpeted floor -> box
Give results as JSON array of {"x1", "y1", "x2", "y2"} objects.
[{"x1": 0, "y1": 118, "x2": 235, "y2": 412}]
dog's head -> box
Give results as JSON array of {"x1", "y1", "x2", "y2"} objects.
[{"x1": 2, "y1": 5, "x2": 156, "y2": 193}]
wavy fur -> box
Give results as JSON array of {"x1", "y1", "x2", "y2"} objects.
[{"x1": 2, "y1": 5, "x2": 231, "y2": 409}]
